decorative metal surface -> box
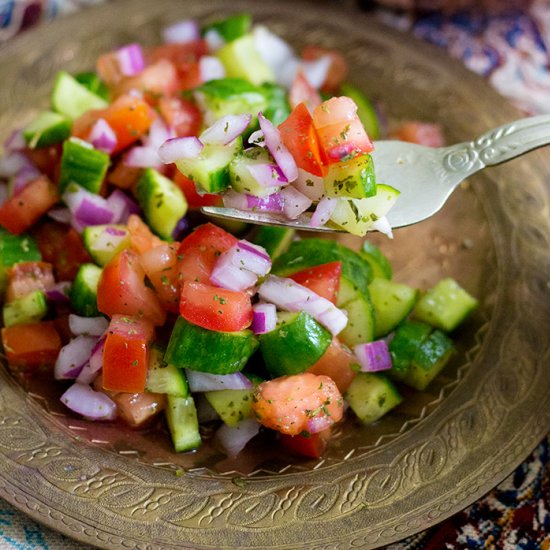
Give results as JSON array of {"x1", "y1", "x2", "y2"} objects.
[{"x1": 0, "y1": 1, "x2": 549, "y2": 548}]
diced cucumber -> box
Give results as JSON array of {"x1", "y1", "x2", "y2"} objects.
[
  {"x1": 165, "y1": 318, "x2": 259, "y2": 375},
  {"x1": 259, "y1": 311, "x2": 331, "y2": 377},
  {"x1": 414, "y1": 278, "x2": 478, "y2": 332},
  {"x1": 251, "y1": 225, "x2": 295, "y2": 259},
  {"x1": 82, "y1": 224, "x2": 131, "y2": 266},
  {"x1": 360, "y1": 241, "x2": 392, "y2": 280},
  {"x1": 339, "y1": 83, "x2": 380, "y2": 140},
  {"x1": 346, "y1": 372, "x2": 402, "y2": 424},
  {"x1": 260, "y1": 82, "x2": 291, "y2": 127},
  {"x1": 0, "y1": 230, "x2": 41, "y2": 295},
  {"x1": 74, "y1": 72, "x2": 109, "y2": 101},
  {"x1": 70, "y1": 263, "x2": 102, "y2": 317},
  {"x1": 217, "y1": 34, "x2": 274, "y2": 86},
  {"x1": 59, "y1": 137, "x2": 110, "y2": 194},
  {"x1": 324, "y1": 153, "x2": 376, "y2": 199},
  {"x1": 175, "y1": 138, "x2": 242, "y2": 194},
  {"x1": 330, "y1": 184, "x2": 400, "y2": 237},
  {"x1": 388, "y1": 319, "x2": 432, "y2": 374},
  {"x1": 22, "y1": 111, "x2": 71, "y2": 149},
  {"x1": 3, "y1": 290, "x2": 47, "y2": 327},
  {"x1": 205, "y1": 387, "x2": 254, "y2": 427},
  {"x1": 229, "y1": 147, "x2": 283, "y2": 197},
  {"x1": 203, "y1": 13, "x2": 252, "y2": 42},
  {"x1": 369, "y1": 278, "x2": 419, "y2": 338},
  {"x1": 146, "y1": 344, "x2": 189, "y2": 397},
  {"x1": 165, "y1": 395, "x2": 201, "y2": 452},
  {"x1": 135, "y1": 168, "x2": 188, "y2": 240},
  {"x1": 51, "y1": 71, "x2": 108, "y2": 120},
  {"x1": 338, "y1": 292, "x2": 375, "y2": 346}
]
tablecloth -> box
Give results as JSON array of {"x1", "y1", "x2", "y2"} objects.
[{"x1": 0, "y1": 1, "x2": 548, "y2": 548}]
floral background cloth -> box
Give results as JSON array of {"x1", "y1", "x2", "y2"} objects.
[{"x1": 0, "y1": 0, "x2": 549, "y2": 548}]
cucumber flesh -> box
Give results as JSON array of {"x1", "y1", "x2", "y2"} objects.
[
  {"x1": 146, "y1": 345, "x2": 190, "y2": 397},
  {"x1": 3, "y1": 290, "x2": 47, "y2": 327},
  {"x1": 360, "y1": 241, "x2": 392, "y2": 280},
  {"x1": 70, "y1": 263, "x2": 102, "y2": 317},
  {"x1": 82, "y1": 224, "x2": 131, "y2": 267},
  {"x1": 229, "y1": 147, "x2": 283, "y2": 197},
  {"x1": 23, "y1": 111, "x2": 71, "y2": 149},
  {"x1": 205, "y1": 387, "x2": 254, "y2": 427},
  {"x1": 324, "y1": 153, "x2": 376, "y2": 199},
  {"x1": 338, "y1": 292, "x2": 375, "y2": 346},
  {"x1": 165, "y1": 395, "x2": 201, "y2": 452}
]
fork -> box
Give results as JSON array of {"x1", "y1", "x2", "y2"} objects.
[{"x1": 201, "y1": 115, "x2": 550, "y2": 232}]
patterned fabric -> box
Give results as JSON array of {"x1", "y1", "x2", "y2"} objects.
[{"x1": 0, "y1": 1, "x2": 548, "y2": 548}]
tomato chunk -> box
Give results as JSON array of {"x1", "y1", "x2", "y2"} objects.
[
  {"x1": 102, "y1": 314, "x2": 155, "y2": 393},
  {"x1": 280, "y1": 428, "x2": 331, "y2": 458},
  {"x1": 112, "y1": 391, "x2": 166, "y2": 427},
  {"x1": 127, "y1": 214, "x2": 164, "y2": 254},
  {"x1": 308, "y1": 338, "x2": 357, "y2": 394},
  {"x1": 289, "y1": 261, "x2": 341, "y2": 304},
  {"x1": 389, "y1": 121, "x2": 445, "y2": 148},
  {"x1": 5, "y1": 261, "x2": 55, "y2": 302},
  {"x1": 159, "y1": 96, "x2": 203, "y2": 138},
  {"x1": 114, "y1": 59, "x2": 180, "y2": 101},
  {"x1": 180, "y1": 281, "x2": 253, "y2": 332},
  {"x1": 173, "y1": 172, "x2": 222, "y2": 208},
  {"x1": 289, "y1": 71, "x2": 321, "y2": 112}
]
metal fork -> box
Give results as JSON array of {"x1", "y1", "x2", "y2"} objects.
[{"x1": 202, "y1": 115, "x2": 550, "y2": 232}]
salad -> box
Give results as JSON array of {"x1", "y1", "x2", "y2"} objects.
[{"x1": 0, "y1": 13, "x2": 477, "y2": 459}]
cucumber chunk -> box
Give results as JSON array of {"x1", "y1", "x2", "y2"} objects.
[
  {"x1": 260, "y1": 82, "x2": 291, "y2": 127},
  {"x1": 165, "y1": 395, "x2": 201, "y2": 452},
  {"x1": 203, "y1": 13, "x2": 252, "y2": 42},
  {"x1": 82, "y1": 224, "x2": 131, "y2": 266},
  {"x1": 23, "y1": 111, "x2": 71, "y2": 149},
  {"x1": 146, "y1": 344, "x2": 189, "y2": 397},
  {"x1": 360, "y1": 241, "x2": 392, "y2": 279},
  {"x1": 324, "y1": 153, "x2": 376, "y2": 199},
  {"x1": 389, "y1": 319, "x2": 432, "y2": 374},
  {"x1": 339, "y1": 83, "x2": 380, "y2": 140},
  {"x1": 346, "y1": 372, "x2": 402, "y2": 424},
  {"x1": 338, "y1": 292, "x2": 375, "y2": 346},
  {"x1": 0, "y1": 230, "x2": 41, "y2": 294},
  {"x1": 165, "y1": 317, "x2": 259, "y2": 375},
  {"x1": 414, "y1": 278, "x2": 478, "y2": 332},
  {"x1": 251, "y1": 225, "x2": 295, "y2": 259},
  {"x1": 135, "y1": 168, "x2": 188, "y2": 240},
  {"x1": 205, "y1": 387, "x2": 254, "y2": 427},
  {"x1": 229, "y1": 147, "x2": 283, "y2": 197},
  {"x1": 3, "y1": 290, "x2": 47, "y2": 327},
  {"x1": 70, "y1": 263, "x2": 102, "y2": 317},
  {"x1": 74, "y1": 72, "x2": 109, "y2": 101},
  {"x1": 259, "y1": 311, "x2": 331, "y2": 377},
  {"x1": 369, "y1": 278, "x2": 419, "y2": 338}
]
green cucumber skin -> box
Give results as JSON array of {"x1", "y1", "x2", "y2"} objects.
[
  {"x1": 389, "y1": 319, "x2": 433, "y2": 374},
  {"x1": 0, "y1": 230, "x2": 42, "y2": 294},
  {"x1": 259, "y1": 311, "x2": 331, "y2": 378},
  {"x1": 324, "y1": 153, "x2": 377, "y2": 199},
  {"x1": 251, "y1": 226, "x2": 295, "y2": 259},
  {"x1": 70, "y1": 263, "x2": 102, "y2": 317},
  {"x1": 165, "y1": 395, "x2": 201, "y2": 452},
  {"x1": 146, "y1": 345, "x2": 190, "y2": 397},
  {"x1": 165, "y1": 318, "x2": 259, "y2": 375},
  {"x1": 23, "y1": 111, "x2": 72, "y2": 149},
  {"x1": 202, "y1": 13, "x2": 252, "y2": 42},
  {"x1": 74, "y1": 72, "x2": 110, "y2": 101},
  {"x1": 360, "y1": 241, "x2": 392, "y2": 280}
]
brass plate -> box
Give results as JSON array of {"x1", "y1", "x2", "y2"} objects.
[{"x1": 0, "y1": 1, "x2": 549, "y2": 548}]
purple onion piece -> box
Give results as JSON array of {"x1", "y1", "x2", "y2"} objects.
[
  {"x1": 68, "y1": 314, "x2": 109, "y2": 337},
  {"x1": 76, "y1": 337, "x2": 105, "y2": 385},
  {"x1": 246, "y1": 193, "x2": 285, "y2": 213},
  {"x1": 215, "y1": 418, "x2": 261, "y2": 458},
  {"x1": 115, "y1": 43, "x2": 145, "y2": 76},
  {"x1": 199, "y1": 114, "x2": 252, "y2": 146},
  {"x1": 354, "y1": 340, "x2": 392, "y2": 373},
  {"x1": 280, "y1": 186, "x2": 312, "y2": 220},
  {"x1": 172, "y1": 216, "x2": 190, "y2": 241},
  {"x1": 88, "y1": 118, "x2": 117, "y2": 154},
  {"x1": 106, "y1": 189, "x2": 140, "y2": 225},
  {"x1": 310, "y1": 197, "x2": 336, "y2": 227},
  {"x1": 124, "y1": 146, "x2": 162, "y2": 169},
  {"x1": 251, "y1": 302, "x2": 277, "y2": 334},
  {"x1": 54, "y1": 336, "x2": 98, "y2": 380},
  {"x1": 247, "y1": 163, "x2": 288, "y2": 189},
  {"x1": 48, "y1": 207, "x2": 72, "y2": 224},
  {"x1": 46, "y1": 281, "x2": 71, "y2": 302},
  {"x1": 162, "y1": 19, "x2": 200, "y2": 44},
  {"x1": 158, "y1": 136, "x2": 203, "y2": 164},
  {"x1": 185, "y1": 370, "x2": 253, "y2": 393},
  {"x1": 4, "y1": 130, "x2": 26, "y2": 153},
  {"x1": 143, "y1": 117, "x2": 176, "y2": 150},
  {"x1": 199, "y1": 56, "x2": 226, "y2": 82},
  {"x1": 60, "y1": 383, "x2": 116, "y2": 421}
]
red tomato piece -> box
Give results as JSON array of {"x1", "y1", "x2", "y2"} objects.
[
  {"x1": 158, "y1": 97, "x2": 203, "y2": 138},
  {"x1": 24, "y1": 144, "x2": 62, "y2": 181},
  {"x1": 112, "y1": 391, "x2": 166, "y2": 428},
  {"x1": 5, "y1": 261, "x2": 55, "y2": 302},
  {"x1": 180, "y1": 281, "x2": 253, "y2": 333},
  {"x1": 0, "y1": 176, "x2": 59, "y2": 235},
  {"x1": 127, "y1": 214, "x2": 164, "y2": 254},
  {"x1": 289, "y1": 70, "x2": 322, "y2": 112},
  {"x1": 173, "y1": 172, "x2": 222, "y2": 208},
  {"x1": 102, "y1": 314, "x2": 155, "y2": 393},
  {"x1": 280, "y1": 428, "x2": 331, "y2": 458},
  {"x1": 278, "y1": 102, "x2": 326, "y2": 177},
  {"x1": 389, "y1": 121, "x2": 445, "y2": 148},
  {"x1": 114, "y1": 59, "x2": 180, "y2": 101},
  {"x1": 178, "y1": 223, "x2": 238, "y2": 284},
  {"x1": 1, "y1": 321, "x2": 61, "y2": 370},
  {"x1": 289, "y1": 261, "x2": 342, "y2": 304},
  {"x1": 308, "y1": 338, "x2": 357, "y2": 394},
  {"x1": 301, "y1": 45, "x2": 348, "y2": 93},
  {"x1": 97, "y1": 248, "x2": 166, "y2": 326},
  {"x1": 108, "y1": 159, "x2": 142, "y2": 190}
]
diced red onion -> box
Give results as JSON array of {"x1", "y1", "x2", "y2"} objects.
[
  {"x1": 54, "y1": 335, "x2": 98, "y2": 380},
  {"x1": 307, "y1": 414, "x2": 333, "y2": 434},
  {"x1": 258, "y1": 275, "x2": 348, "y2": 336},
  {"x1": 63, "y1": 184, "x2": 115, "y2": 231},
  {"x1": 371, "y1": 216, "x2": 394, "y2": 239},
  {"x1": 115, "y1": 43, "x2": 145, "y2": 77},
  {"x1": 216, "y1": 417, "x2": 261, "y2": 458},
  {"x1": 251, "y1": 302, "x2": 277, "y2": 334},
  {"x1": 326, "y1": 142, "x2": 358, "y2": 162},
  {"x1": 354, "y1": 340, "x2": 392, "y2": 372},
  {"x1": 88, "y1": 118, "x2": 117, "y2": 154},
  {"x1": 48, "y1": 207, "x2": 72, "y2": 224},
  {"x1": 77, "y1": 337, "x2": 105, "y2": 384},
  {"x1": 185, "y1": 369, "x2": 253, "y2": 392},
  {"x1": 310, "y1": 197, "x2": 337, "y2": 227},
  {"x1": 124, "y1": 146, "x2": 161, "y2": 169},
  {"x1": 12, "y1": 163, "x2": 41, "y2": 195},
  {"x1": 45, "y1": 281, "x2": 71, "y2": 302},
  {"x1": 143, "y1": 118, "x2": 176, "y2": 150},
  {"x1": 199, "y1": 55, "x2": 225, "y2": 82},
  {"x1": 200, "y1": 114, "x2": 252, "y2": 146},
  {"x1": 0, "y1": 152, "x2": 30, "y2": 178},
  {"x1": 223, "y1": 190, "x2": 285, "y2": 213},
  {"x1": 172, "y1": 216, "x2": 189, "y2": 240},
  {"x1": 292, "y1": 168, "x2": 325, "y2": 201},
  {"x1": 204, "y1": 28, "x2": 225, "y2": 52},
  {"x1": 162, "y1": 19, "x2": 200, "y2": 44},
  {"x1": 69, "y1": 314, "x2": 109, "y2": 337},
  {"x1": 258, "y1": 113, "x2": 298, "y2": 182},
  {"x1": 248, "y1": 130, "x2": 265, "y2": 147},
  {"x1": 4, "y1": 130, "x2": 26, "y2": 153},
  {"x1": 158, "y1": 136, "x2": 203, "y2": 164},
  {"x1": 60, "y1": 383, "x2": 116, "y2": 421},
  {"x1": 106, "y1": 189, "x2": 140, "y2": 224},
  {"x1": 247, "y1": 163, "x2": 288, "y2": 189},
  {"x1": 300, "y1": 56, "x2": 331, "y2": 90},
  {"x1": 280, "y1": 186, "x2": 312, "y2": 219},
  {"x1": 253, "y1": 25, "x2": 296, "y2": 87}
]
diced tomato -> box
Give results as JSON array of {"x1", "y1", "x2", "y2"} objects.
[
  {"x1": 389, "y1": 121, "x2": 445, "y2": 148},
  {"x1": 112, "y1": 391, "x2": 166, "y2": 428},
  {"x1": 102, "y1": 314, "x2": 155, "y2": 393},
  {"x1": 1, "y1": 321, "x2": 61, "y2": 370},
  {"x1": 108, "y1": 159, "x2": 142, "y2": 190},
  {"x1": 289, "y1": 261, "x2": 341, "y2": 304},
  {"x1": 24, "y1": 144, "x2": 62, "y2": 181},
  {"x1": 158, "y1": 97, "x2": 203, "y2": 138},
  {"x1": 127, "y1": 214, "x2": 164, "y2": 254},
  {"x1": 308, "y1": 338, "x2": 357, "y2": 394},
  {"x1": 180, "y1": 281, "x2": 253, "y2": 332},
  {"x1": 5, "y1": 261, "x2": 55, "y2": 302},
  {"x1": 173, "y1": 172, "x2": 222, "y2": 208},
  {"x1": 289, "y1": 70, "x2": 322, "y2": 112},
  {"x1": 278, "y1": 102, "x2": 326, "y2": 177},
  {"x1": 97, "y1": 248, "x2": 166, "y2": 326},
  {"x1": 178, "y1": 223, "x2": 238, "y2": 284},
  {"x1": 0, "y1": 175, "x2": 59, "y2": 235},
  {"x1": 280, "y1": 428, "x2": 331, "y2": 458},
  {"x1": 33, "y1": 222, "x2": 91, "y2": 281},
  {"x1": 301, "y1": 45, "x2": 348, "y2": 93},
  {"x1": 139, "y1": 243, "x2": 181, "y2": 314}
]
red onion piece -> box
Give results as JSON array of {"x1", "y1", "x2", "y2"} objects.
[
  {"x1": 11, "y1": 163, "x2": 41, "y2": 195},
  {"x1": 280, "y1": 186, "x2": 312, "y2": 219},
  {"x1": 251, "y1": 302, "x2": 277, "y2": 334},
  {"x1": 216, "y1": 417, "x2": 261, "y2": 458},
  {"x1": 200, "y1": 114, "x2": 252, "y2": 146},
  {"x1": 124, "y1": 145, "x2": 162, "y2": 169},
  {"x1": 143, "y1": 118, "x2": 176, "y2": 150},
  {"x1": 88, "y1": 118, "x2": 117, "y2": 154},
  {"x1": 204, "y1": 28, "x2": 225, "y2": 52},
  {"x1": 223, "y1": 190, "x2": 285, "y2": 213},
  {"x1": 307, "y1": 414, "x2": 333, "y2": 434},
  {"x1": 115, "y1": 43, "x2": 145, "y2": 77},
  {"x1": 172, "y1": 216, "x2": 190, "y2": 240},
  {"x1": 258, "y1": 275, "x2": 348, "y2": 336},
  {"x1": 69, "y1": 314, "x2": 109, "y2": 337},
  {"x1": 4, "y1": 130, "x2": 25, "y2": 153},
  {"x1": 63, "y1": 184, "x2": 115, "y2": 231},
  {"x1": 247, "y1": 163, "x2": 288, "y2": 189},
  {"x1": 54, "y1": 335, "x2": 97, "y2": 380},
  {"x1": 199, "y1": 55, "x2": 226, "y2": 82},
  {"x1": 45, "y1": 281, "x2": 71, "y2": 302},
  {"x1": 77, "y1": 337, "x2": 105, "y2": 384},
  {"x1": 185, "y1": 370, "x2": 253, "y2": 392},
  {"x1": 354, "y1": 340, "x2": 392, "y2": 372},
  {"x1": 0, "y1": 152, "x2": 31, "y2": 178},
  {"x1": 248, "y1": 130, "x2": 265, "y2": 147},
  {"x1": 291, "y1": 168, "x2": 324, "y2": 201},
  {"x1": 371, "y1": 216, "x2": 394, "y2": 239},
  {"x1": 300, "y1": 56, "x2": 331, "y2": 90},
  {"x1": 60, "y1": 383, "x2": 116, "y2": 421},
  {"x1": 158, "y1": 136, "x2": 203, "y2": 164},
  {"x1": 258, "y1": 112, "x2": 298, "y2": 182},
  {"x1": 162, "y1": 19, "x2": 200, "y2": 44},
  {"x1": 253, "y1": 25, "x2": 296, "y2": 87},
  {"x1": 310, "y1": 197, "x2": 337, "y2": 227},
  {"x1": 106, "y1": 189, "x2": 140, "y2": 224}
]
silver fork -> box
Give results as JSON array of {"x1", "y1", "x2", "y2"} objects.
[{"x1": 202, "y1": 115, "x2": 550, "y2": 232}]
